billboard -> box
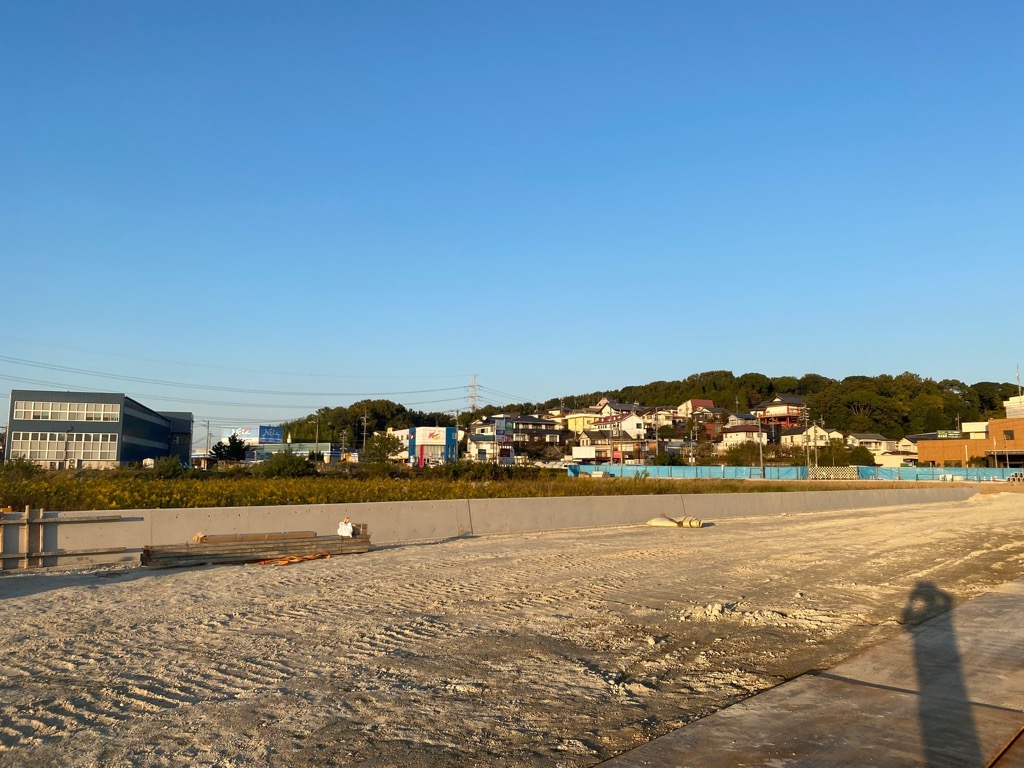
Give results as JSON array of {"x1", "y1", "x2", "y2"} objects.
[
  {"x1": 229, "y1": 426, "x2": 284, "y2": 445},
  {"x1": 259, "y1": 426, "x2": 284, "y2": 444},
  {"x1": 414, "y1": 427, "x2": 452, "y2": 446},
  {"x1": 229, "y1": 427, "x2": 258, "y2": 445},
  {"x1": 494, "y1": 417, "x2": 513, "y2": 443}
]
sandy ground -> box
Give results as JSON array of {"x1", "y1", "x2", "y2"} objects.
[{"x1": 1, "y1": 491, "x2": 1023, "y2": 768}]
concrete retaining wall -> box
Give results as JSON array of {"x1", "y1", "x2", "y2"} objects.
[{"x1": 13, "y1": 487, "x2": 977, "y2": 570}]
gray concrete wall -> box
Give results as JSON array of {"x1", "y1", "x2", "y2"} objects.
[
  {"x1": 11, "y1": 487, "x2": 977, "y2": 570},
  {"x1": 468, "y1": 494, "x2": 687, "y2": 535}
]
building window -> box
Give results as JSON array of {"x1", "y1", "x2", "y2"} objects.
[
  {"x1": 9, "y1": 431, "x2": 118, "y2": 463},
  {"x1": 13, "y1": 400, "x2": 120, "y2": 423}
]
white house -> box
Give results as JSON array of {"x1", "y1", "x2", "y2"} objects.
[
  {"x1": 717, "y1": 425, "x2": 768, "y2": 451},
  {"x1": 594, "y1": 397, "x2": 646, "y2": 418},
  {"x1": 642, "y1": 406, "x2": 676, "y2": 432},
  {"x1": 591, "y1": 412, "x2": 646, "y2": 439},
  {"x1": 780, "y1": 425, "x2": 843, "y2": 449},
  {"x1": 847, "y1": 433, "x2": 896, "y2": 454}
]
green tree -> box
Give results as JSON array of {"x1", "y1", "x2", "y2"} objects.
[
  {"x1": 736, "y1": 372, "x2": 772, "y2": 409},
  {"x1": 0, "y1": 456, "x2": 42, "y2": 480},
  {"x1": 770, "y1": 375, "x2": 800, "y2": 394},
  {"x1": 361, "y1": 433, "x2": 404, "y2": 465},
  {"x1": 819, "y1": 439, "x2": 852, "y2": 466},
  {"x1": 210, "y1": 433, "x2": 248, "y2": 461},
  {"x1": 797, "y1": 373, "x2": 834, "y2": 395},
  {"x1": 253, "y1": 450, "x2": 317, "y2": 477},
  {"x1": 722, "y1": 442, "x2": 763, "y2": 467},
  {"x1": 848, "y1": 446, "x2": 876, "y2": 466},
  {"x1": 151, "y1": 456, "x2": 187, "y2": 478}
]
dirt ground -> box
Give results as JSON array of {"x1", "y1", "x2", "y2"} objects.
[{"x1": 1, "y1": 490, "x2": 1022, "y2": 767}]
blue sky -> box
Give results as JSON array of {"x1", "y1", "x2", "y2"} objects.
[{"x1": 2, "y1": 1, "x2": 1022, "y2": 435}]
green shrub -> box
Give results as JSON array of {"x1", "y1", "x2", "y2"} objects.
[
  {"x1": 151, "y1": 456, "x2": 188, "y2": 479},
  {"x1": 252, "y1": 451, "x2": 318, "y2": 478},
  {"x1": 0, "y1": 456, "x2": 43, "y2": 481}
]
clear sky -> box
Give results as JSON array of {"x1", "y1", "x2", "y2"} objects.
[{"x1": 2, "y1": 2, "x2": 1022, "y2": 438}]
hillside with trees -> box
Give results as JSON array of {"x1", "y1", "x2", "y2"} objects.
[
  {"x1": 279, "y1": 399, "x2": 458, "y2": 447},
  {"x1": 283, "y1": 372, "x2": 1017, "y2": 445},
  {"x1": 473, "y1": 371, "x2": 1018, "y2": 440}
]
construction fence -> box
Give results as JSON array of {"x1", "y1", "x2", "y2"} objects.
[{"x1": 568, "y1": 464, "x2": 1021, "y2": 483}]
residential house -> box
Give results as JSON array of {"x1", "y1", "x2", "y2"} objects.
[
  {"x1": 566, "y1": 410, "x2": 602, "y2": 435},
  {"x1": 573, "y1": 428, "x2": 652, "y2": 464},
  {"x1": 752, "y1": 394, "x2": 807, "y2": 430},
  {"x1": 511, "y1": 414, "x2": 565, "y2": 444},
  {"x1": 642, "y1": 406, "x2": 676, "y2": 434},
  {"x1": 846, "y1": 433, "x2": 897, "y2": 454},
  {"x1": 594, "y1": 397, "x2": 646, "y2": 418},
  {"x1": 677, "y1": 399, "x2": 715, "y2": 419},
  {"x1": 896, "y1": 435, "x2": 921, "y2": 453},
  {"x1": 717, "y1": 424, "x2": 768, "y2": 452},
  {"x1": 466, "y1": 415, "x2": 517, "y2": 463},
  {"x1": 691, "y1": 406, "x2": 728, "y2": 441},
  {"x1": 592, "y1": 412, "x2": 646, "y2": 439},
  {"x1": 780, "y1": 424, "x2": 843, "y2": 449},
  {"x1": 725, "y1": 413, "x2": 757, "y2": 428}
]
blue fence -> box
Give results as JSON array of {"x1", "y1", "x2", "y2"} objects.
[
  {"x1": 567, "y1": 464, "x2": 1018, "y2": 482},
  {"x1": 567, "y1": 464, "x2": 807, "y2": 480},
  {"x1": 856, "y1": 466, "x2": 1017, "y2": 482}
]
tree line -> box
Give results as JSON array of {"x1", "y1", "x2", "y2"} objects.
[{"x1": 278, "y1": 372, "x2": 1017, "y2": 446}]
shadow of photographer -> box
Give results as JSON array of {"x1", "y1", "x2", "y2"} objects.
[{"x1": 902, "y1": 580, "x2": 982, "y2": 767}]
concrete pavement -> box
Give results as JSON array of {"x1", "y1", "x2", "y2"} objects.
[{"x1": 600, "y1": 578, "x2": 1024, "y2": 767}]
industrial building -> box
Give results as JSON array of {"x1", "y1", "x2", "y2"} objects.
[
  {"x1": 5, "y1": 390, "x2": 192, "y2": 469},
  {"x1": 916, "y1": 396, "x2": 1024, "y2": 468}
]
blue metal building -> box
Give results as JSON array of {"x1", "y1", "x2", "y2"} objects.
[{"x1": 5, "y1": 390, "x2": 192, "y2": 469}]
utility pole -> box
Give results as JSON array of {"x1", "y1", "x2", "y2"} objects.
[
  {"x1": 803, "y1": 408, "x2": 811, "y2": 476},
  {"x1": 758, "y1": 418, "x2": 764, "y2": 479},
  {"x1": 204, "y1": 420, "x2": 211, "y2": 456},
  {"x1": 451, "y1": 409, "x2": 460, "y2": 462},
  {"x1": 361, "y1": 411, "x2": 369, "y2": 450}
]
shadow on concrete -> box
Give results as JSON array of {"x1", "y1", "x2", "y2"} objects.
[{"x1": 901, "y1": 580, "x2": 982, "y2": 767}]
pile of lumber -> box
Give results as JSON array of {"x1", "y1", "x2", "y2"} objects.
[{"x1": 141, "y1": 528, "x2": 370, "y2": 568}]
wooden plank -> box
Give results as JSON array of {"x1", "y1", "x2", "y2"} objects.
[
  {"x1": 142, "y1": 535, "x2": 371, "y2": 568},
  {"x1": 193, "y1": 531, "x2": 316, "y2": 544},
  {"x1": 145, "y1": 535, "x2": 369, "y2": 555},
  {"x1": 144, "y1": 545, "x2": 372, "y2": 568}
]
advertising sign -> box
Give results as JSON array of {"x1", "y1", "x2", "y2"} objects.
[
  {"x1": 259, "y1": 425, "x2": 284, "y2": 444},
  {"x1": 494, "y1": 418, "x2": 513, "y2": 443},
  {"x1": 229, "y1": 426, "x2": 257, "y2": 445},
  {"x1": 414, "y1": 427, "x2": 449, "y2": 446}
]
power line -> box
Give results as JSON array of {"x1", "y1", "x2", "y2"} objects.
[
  {"x1": 0, "y1": 335, "x2": 471, "y2": 380},
  {"x1": 477, "y1": 384, "x2": 543, "y2": 403},
  {"x1": 0, "y1": 355, "x2": 466, "y2": 398}
]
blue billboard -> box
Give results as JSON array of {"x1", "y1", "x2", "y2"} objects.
[{"x1": 259, "y1": 425, "x2": 284, "y2": 444}]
